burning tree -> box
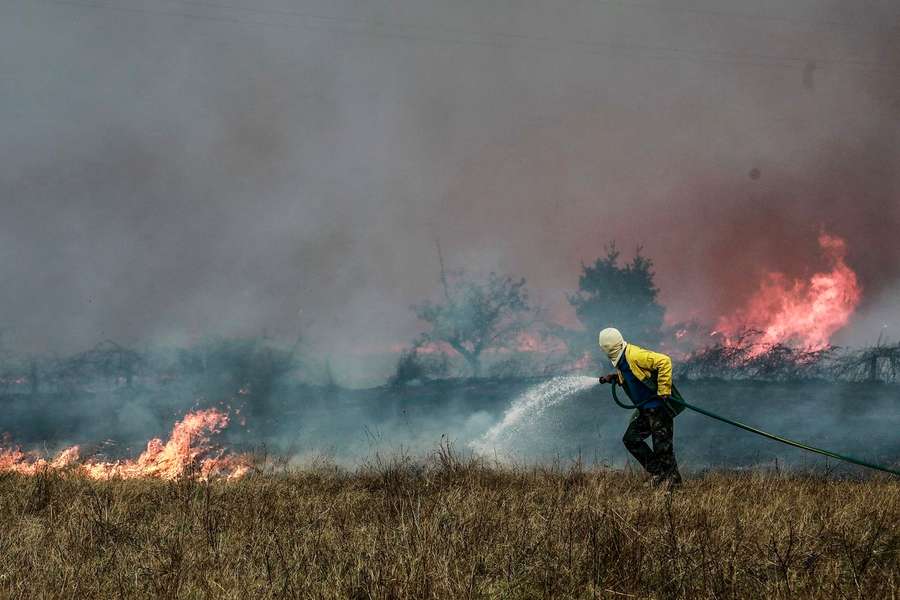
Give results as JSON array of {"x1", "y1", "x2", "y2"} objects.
[{"x1": 413, "y1": 270, "x2": 534, "y2": 378}]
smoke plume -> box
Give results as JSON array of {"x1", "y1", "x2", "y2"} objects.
[{"x1": 1, "y1": 1, "x2": 898, "y2": 383}]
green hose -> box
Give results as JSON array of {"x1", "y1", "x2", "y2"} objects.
[{"x1": 610, "y1": 382, "x2": 900, "y2": 477}]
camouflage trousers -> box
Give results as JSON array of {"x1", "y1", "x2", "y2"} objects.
[{"x1": 623, "y1": 407, "x2": 681, "y2": 481}]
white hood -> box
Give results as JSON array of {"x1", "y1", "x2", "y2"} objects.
[{"x1": 598, "y1": 327, "x2": 627, "y2": 367}]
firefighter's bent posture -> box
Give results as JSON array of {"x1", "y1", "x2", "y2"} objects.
[{"x1": 598, "y1": 327, "x2": 683, "y2": 488}]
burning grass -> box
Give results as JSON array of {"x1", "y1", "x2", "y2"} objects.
[
  {"x1": 0, "y1": 457, "x2": 897, "y2": 599},
  {"x1": 0, "y1": 409, "x2": 251, "y2": 480}
]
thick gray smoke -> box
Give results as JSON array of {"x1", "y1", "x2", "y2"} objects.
[
  {"x1": 3, "y1": 1, "x2": 899, "y2": 387},
  {"x1": 5, "y1": 374, "x2": 898, "y2": 474}
]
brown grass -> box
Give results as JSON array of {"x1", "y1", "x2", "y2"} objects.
[{"x1": 1, "y1": 454, "x2": 898, "y2": 599}]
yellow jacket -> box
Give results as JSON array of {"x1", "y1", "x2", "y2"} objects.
[{"x1": 615, "y1": 343, "x2": 673, "y2": 397}]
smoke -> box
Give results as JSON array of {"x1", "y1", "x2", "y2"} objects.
[
  {"x1": 4, "y1": 374, "x2": 898, "y2": 474},
  {"x1": 2, "y1": 1, "x2": 899, "y2": 386}
]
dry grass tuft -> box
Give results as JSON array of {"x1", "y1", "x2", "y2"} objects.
[{"x1": 0, "y1": 456, "x2": 897, "y2": 599}]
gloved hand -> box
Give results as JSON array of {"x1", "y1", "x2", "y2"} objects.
[{"x1": 598, "y1": 374, "x2": 617, "y2": 384}]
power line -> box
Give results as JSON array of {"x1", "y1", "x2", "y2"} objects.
[{"x1": 16, "y1": 0, "x2": 900, "y2": 74}]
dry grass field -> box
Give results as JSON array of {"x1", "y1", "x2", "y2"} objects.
[{"x1": 1, "y1": 455, "x2": 897, "y2": 599}]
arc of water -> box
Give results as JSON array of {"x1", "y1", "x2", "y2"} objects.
[{"x1": 471, "y1": 375, "x2": 597, "y2": 458}]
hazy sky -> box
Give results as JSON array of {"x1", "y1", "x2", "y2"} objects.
[{"x1": 2, "y1": 0, "x2": 899, "y2": 383}]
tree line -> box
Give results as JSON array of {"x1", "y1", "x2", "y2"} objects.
[
  {"x1": 393, "y1": 243, "x2": 665, "y2": 384},
  {"x1": 2, "y1": 241, "x2": 896, "y2": 392}
]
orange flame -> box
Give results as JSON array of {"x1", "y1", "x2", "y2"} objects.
[
  {"x1": 716, "y1": 232, "x2": 861, "y2": 355},
  {"x1": 0, "y1": 409, "x2": 250, "y2": 480}
]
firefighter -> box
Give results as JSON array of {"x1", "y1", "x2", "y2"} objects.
[{"x1": 597, "y1": 327, "x2": 683, "y2": 488}]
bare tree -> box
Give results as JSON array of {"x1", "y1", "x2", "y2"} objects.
[{"x1": 414, "y1": 258, "x2": 533, "y2": 377}]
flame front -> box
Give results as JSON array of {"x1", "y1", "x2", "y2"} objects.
[
  {"x1": 716, "y1": 232, "x2": 861, "y2": 354},
  {"x1": 0, "y1": 408, "x2": 250, "y2": 480}
]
